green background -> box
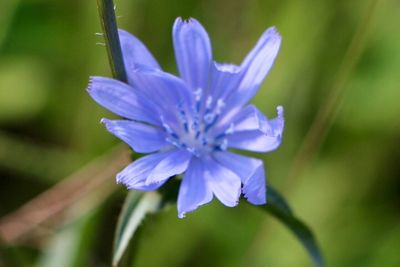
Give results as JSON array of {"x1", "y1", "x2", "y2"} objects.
[{"x1": 0, "y1": 0, "x2": 399, "y2": 266}]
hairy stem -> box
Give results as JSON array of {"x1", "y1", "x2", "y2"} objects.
[{"x1": 96, "y1": 0, "x2": 127, "y2": 82}]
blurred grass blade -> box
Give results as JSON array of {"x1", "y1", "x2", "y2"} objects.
[
  {"x1": 37, "y1": 208, "x2": 102, "y2": 267},
  {"x1": 113, "y1": 190, "x2": 142, "y2": 263},
  {"x1": 113, "y1": 191, "x2": 162, "y2": 266},
  {"x1": 96, "y1": 0, "x2": 127, "y2": 82},
  {"x1": 262, "y1": 187, "x2": 324, "y2": 267}
]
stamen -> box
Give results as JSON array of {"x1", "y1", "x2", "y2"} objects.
[
  {"x1": 204, "y1": 114, "x2": 219, "y2": 133},
  {"x1": 191, "y1": 120, "x2": 199, "y2": 131},
  {"x1": 166, "y1": 137, "x2": 181, "y2": 149},
  {"x1": 187, "y1": 147, "x2": 200, "y2": 157},
  {"x1": 206, "y1": 96, "x2": 213, "y2": 110},
  {"x1": 214, "y1": 123, "x2": 234, "y2": 140},
  {"x1": 204, "y1": 98, "x2": 224, "y2": 133},
  {"x1": 161, "y1": 116, "x2": 180, "y2": 140},
  {"x1": 193, "y1": 88, "x2": 203, "y2": 112},
  {"x1": 191, "y1": 105, "x2": 201, "y2": 138},
  {"x1": 214, "y1": 132, "x2": 226, "y2": 140},
  {"x1": 162, "y1": 122, "x2": 174, "y2": 134},
  {"x1": 204, "y1": 113, "x2": 216, "y2": 124},
  {"x1": 216, "y1": 138, "x2": 228, "y2": 151},
  {"x1": 216, "y1": 99, "x2": 225, "y2": 114},
  {"x1": 201, "y1": 137, "x2": 208, "y2": 146},
  {"x1": 220, "y1": 139, "x2": 228, "y2": 150},
  {"x1": 225, "y1": 123, "x2": 235, "y2": 135},
  {"x1": 160, "y1": 89, "x2": 231, "y2": 156},
  {"x1": 177, "y1": 103, "x2": 189, "y2": 132},
  {"x1": 194, "y1": 88, "x2": 202, "y2": 101}
]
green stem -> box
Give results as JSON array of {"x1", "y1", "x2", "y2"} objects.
[{"x1": 96, "y1": 0, "x2": 127, "y2": 82}]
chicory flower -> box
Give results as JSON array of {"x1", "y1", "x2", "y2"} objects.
[{"x1": 88, "y1": 18, "x2": 284, "y2": 218}]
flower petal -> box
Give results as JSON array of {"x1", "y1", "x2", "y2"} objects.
[
  {"x1": 230, "y1": 105, "x2": 268, "y2": 132},
  {"x1": 203, "y1": 157, "x2": 241, "y2": 207},
  {"x1": 227, "y1": 106, "x2": 284, "y2": 152},
  {"x1": 101, "y1": 119, "x2": 170, "y2": 153},
  {"x1": 226, "y1": 27, "x2": 281, "y2": 108},
  {"x1": 87, "y1": 76, "x2": 159, "y2": 125},
  {"x1": 173, "y1": 17, "x2": 212, "y2": 90},
  {"x1": 130, "y1": 67, "x2": 192, "y2": 121},
  {"x1": 227, "y1": 131, "x2": 281, "y2": 152},
  {"x1": 209, "y1": 62, "x2": 242, "y2": 103},
  {"x1": 146, "y1": 149, "x2": 192, "y2": 185},
  {"x1": 214, "y1": 151, "x2": 266, "y2": 205},
  {"x1": 240, "y1": 27, "x2": 281, "y2": 88},
  {"x1": 118, "y1": 29, "x2": 161, "y2": 82},
  {"x1": 177, "y1": 158, "x2": 213, "y2": 218},
  {"x1": 116, "y1": 150, "x2": 176, "y2": 191},
  {"x1": 242, "y1": 164, "x2": 266, "y2": 205}
]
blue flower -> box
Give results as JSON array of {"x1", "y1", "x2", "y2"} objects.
[{"x1": 87, "y1": 18, "x2": 284, "y2": 218}]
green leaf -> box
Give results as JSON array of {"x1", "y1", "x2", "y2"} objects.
[
  {"x1": 112, "y1": 191, "x2": 162, "y2": 267},
  {"x1": 261, "y1": 186, "x2": 324, "y2": 267}
]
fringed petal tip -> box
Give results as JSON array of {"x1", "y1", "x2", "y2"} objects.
[
  {"x1": 86, "y1": 77, "x2": 93, "y2": 92},
  {"x1": 261, "y1": 26, "x2": 282, "y2": 46},
  {"x1": 116, "y1": 172, "x2": 124, "y2": 185},
  {"x1": 100, "y1": 118, "x2": 108, "y2": 124},
  {"x1": 272, "y1": 105, "x2": 285, "y2": 136},
  {"x1": 86, "y1": 76, "x2": 100, "y2": 93},
  {"x1": 228, "y1": 199, "x2": 240, "y2": 208},
  {"x1": 243, "y1": 192, "x2": 266, "y2": 205},
  {"x1": 173, "y1": 17, "x2": 197, "y2": 33},
  {"x1": 276, "y1": 105, "x2": 284, "y2": 117},
  {"x1": 213, "y1": 61, "x2": 241, "y2": 74},
  {"x1": 177, "y1": 197, "x2": 215, "y2": 219},
  {"x1": 126, "y1": 182, "x2": 163, "y2": 191},
  {"x1": 266, "y1": 26, "x2": 281, "y2": 37},
  {"x1": 177, "y1": 206, "x2": 194, "y2": 219},
  {"x1": 100, "y1": 118, "x2": 114, "y2": 131},
  {"x1": 174, "y1": 17, "x2": 201, "y2": 26},
  {"x1": 177, "y1": 198, "x2": 212, "y2": 219},
  {"x1": 116, "y1": 171, "x2": 166, "y2": 192},
  {"x1": 173, "y1": 16, "x2": 212, "y2": 90}
]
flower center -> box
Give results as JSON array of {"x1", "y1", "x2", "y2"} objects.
[{"x1": 162, "y1": 88, "x2": 234, "y2": 157}]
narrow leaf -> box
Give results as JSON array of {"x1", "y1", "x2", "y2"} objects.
[
  {"x1": 261, "y1": 186, "x2": 324, "y2": 267},
  {"x1": 112, "y1": 191, "x2": 162, "y2": 266}
]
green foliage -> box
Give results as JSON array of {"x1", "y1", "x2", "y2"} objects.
[{"x1": 113, "y1": 182, "x2": 324, "y2": 267}]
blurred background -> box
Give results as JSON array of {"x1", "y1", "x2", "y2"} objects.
[{"x1": 0, "y1": 0, "x2": 399, "y2": 266}]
